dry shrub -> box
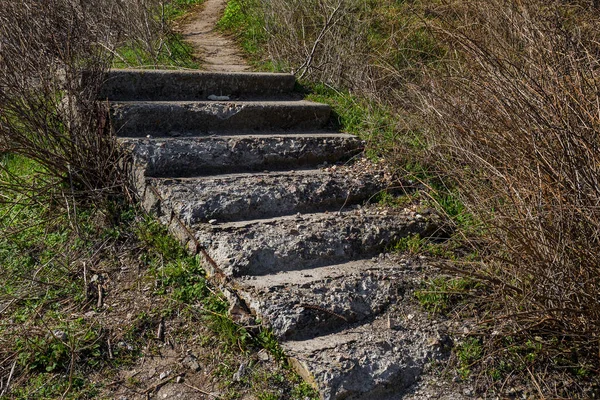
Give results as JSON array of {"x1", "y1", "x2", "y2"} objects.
[
  {"x1": 257, "y1": 0, "x2": 373, "y2": 87},
  {"x1": 419, "y1": 0, "x2": 600, "y2": 362},
  {"x1": 0, "y1": 0, "x2": 175, "y2": 204},
  {"x1": 253, "y1": 0, "x2": 442, "y2": 97}
]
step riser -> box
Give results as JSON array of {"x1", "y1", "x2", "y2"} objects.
[
  {"x1": 195, "y1": 211, "x2": 439, "y2": 277},
  {"x1": 100, "y1": 70, "x2": 297, "y2": 101},
  {"x1": 121, "y1": 135, "x2": 364, "y2": 178},
  {"x1": 111, "y1": 101, "x2": 330, "y2": 137},
  {"x1": 150, "y1": 171, "x2": 386, "y2": 224}
]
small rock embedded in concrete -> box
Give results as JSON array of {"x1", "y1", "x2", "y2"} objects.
[
  {"x1": 208, "y1": 94, "x2": 230, "y2": 101},
  {"x1": 257, "y1": 349, "x2": 271, "y2": 362}
]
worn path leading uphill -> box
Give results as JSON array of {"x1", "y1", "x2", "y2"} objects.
[
  {"x1": 178, "y1": 0, "x2": 248, "y2": 71},
  {"x1": 103, "y1": 69, "x2": 468, "y2": 399}
]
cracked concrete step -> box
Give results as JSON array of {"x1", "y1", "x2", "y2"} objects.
[
  {"x1": 186, "y1": 206, "x2": 440, "y2": 277},
  {"x1": 282, "y1": 300, "x2": 449, "y2": 400},
  {"x1": 100, "y1": 69, "x2": 297, "y2": 101},
  {"x1": 145, "y1": 166, "x2": 389, "y2": 224},
  {"x1": 111, "y1": 100, "x2": 331, "y2": 137},
  {"x1": 237, "y1": 258, "x2": 419, "y2": 341},
  {"x1": 235, "y1": 256, "x2": 452, "y2": 400},
  {"x1": 120, "y1": 134, "x2": 363, "y2": 178}
]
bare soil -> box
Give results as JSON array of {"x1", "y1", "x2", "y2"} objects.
[
  {"x1": 89, "y1": 241, "x2": 299, "y2": 400},
  {"x1": 178, "y1": 0, "x2": 249, "y2": 72}
]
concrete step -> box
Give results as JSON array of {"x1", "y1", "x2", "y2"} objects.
[
  {"x1": 111, "y1": 100, "x2": 331, "y2": 137},
  {"x1": 100, "y1": 69, "x2": 297, "y2": 101},
  {"x1": 120, "y1": 134, "x2": 363, "y2": 178},
  {"x1": 233, "y1": 255, "x2": 450, "y2": 400},
  {"x1": 237, "y1": 258, "x2": 418, "y2": 341},
  {"x1": 282, "y1": 298, "x2": 449, "y2": 400},
  {"x1": 188, "y1": 206, "x2": 439, "y2": 278},
  {"x1": 146, "y1": 165, "x2": 389, "y2": 224}
]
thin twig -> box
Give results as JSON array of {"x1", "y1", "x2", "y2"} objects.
[
  {"x1": 0, "y1": 360, "x2": 17, "y2": 397},
  {"x1": 183, "y1": 382, "x2": 221, "y2": 399}
]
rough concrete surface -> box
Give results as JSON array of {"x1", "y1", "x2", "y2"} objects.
[
  {"x1": 106, "y1": 68, "x2": 470, "y2": 399},
  {"x1": 111, "y1": 100, "x2": 331, "y2": 137},
  {"x1": 149, "y1": 166, "x2": 390, "y2": 224},
  {"x1": 120, "y1": 134, "x2": 364, "y2": 177},
  {"x1": 193, "y1": 206, "x2": 439, "y2": 277},
  {"x1": 100, "y1": 69, "x2": 296, "y2": 101}
]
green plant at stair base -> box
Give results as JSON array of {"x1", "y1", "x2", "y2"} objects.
[
  {"x1": 256, "y1": 328, "x2": 286, "y2": 362},
  {"x1": 414, "y1": 276, "x2": 478, "y2": 315},
  {"x1": 456, "y1": 337, "x2": 483, "y2": 379},
  {"x1": 374, "y1": 190, "x2": 419, "y2": 209}
]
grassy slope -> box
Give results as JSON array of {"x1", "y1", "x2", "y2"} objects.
[{"x1": 112, "y1": 0, "x2": 204, "y2": 69}]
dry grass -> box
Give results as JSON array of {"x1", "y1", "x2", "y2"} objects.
[
  {"x1": 422, "y1": 0, "x2": 600, "y2": 338},
  {"x1": 230, "y1": 0, "x2": 600, "y2": 395},
  {"x1": 416, "y1": 0, "x2": 600, "y2": 394}
]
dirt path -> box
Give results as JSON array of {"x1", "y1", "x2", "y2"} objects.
[{"x1": 179, "y1": 0, "x2": 249, "y2": 72}]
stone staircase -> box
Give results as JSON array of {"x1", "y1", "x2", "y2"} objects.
[{"x1": 103, "y1": 69, "x2": 452, "y2": 400}]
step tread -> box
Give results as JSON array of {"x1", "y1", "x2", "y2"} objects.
[
  {"x1": 147, "y1": 162, "x2": 390, "y2": 223},
  {"x1": 105, "y1": 68, "x2": 294, "y2": 77},
  {"x1": 118, "y1": 132, "x2": 357, "y2": 140},
  {"x1": 111, "y1": 99, "x2": 328, "y2": 106},
  {"x1": 100, "y1": 69, "x2": 297, "y2": 101},
  {"x1": 237, "y1": 257, "x2": 420, "y2": 340},
  {"x1": 111, "y1": 100, "x2": 331, "y2": 137},
  {"x1": 281, "y1": 288, "x2": 449, "y2": 400},
  {"x1": 192, "y1": 206, "x2": 439, "y2": 277}
]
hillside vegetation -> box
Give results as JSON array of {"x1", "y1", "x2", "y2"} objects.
[
  {"x1": 220, "y1": 0, "x2": 600, "y2": 396},
  {"x1": 0, "y1": 0, "x2": 317, "y2": 398}
]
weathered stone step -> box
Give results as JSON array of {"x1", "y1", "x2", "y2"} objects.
[
  {"x1": 100, "y1": 69, "x2": 297, "y2": 101},
  {"x1": 121, "y1": 134, "x2": 363, "y2": 178},
  {"x1": 111, "y1": 100, "x2": 331, "y2": 137},
  {"x1": 237, "y1": 258, "x2": 418, "y2": 341},
  {"x1": 189, "y1": 206, "x2": 439, "y2": 277},
  {"x1": 146, "y1": 165, "x2": 388, "y2": 224},
  {"x1": 282, "y1": 298, "x2": 448, "y2": 400}
]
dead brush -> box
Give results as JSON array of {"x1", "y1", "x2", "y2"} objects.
[
  {"x1": 416, "y1": 0, "x2": 600, "y2": 394},
  {"x1": 254, "y1": 0, "x2": 419, "y2": 94},
  {"x1": 0, "y1": 0, "x2": 181, "y2": 202},
  {"x1": 0, "y1": 0, "x2": 185, "y2": 395}
]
